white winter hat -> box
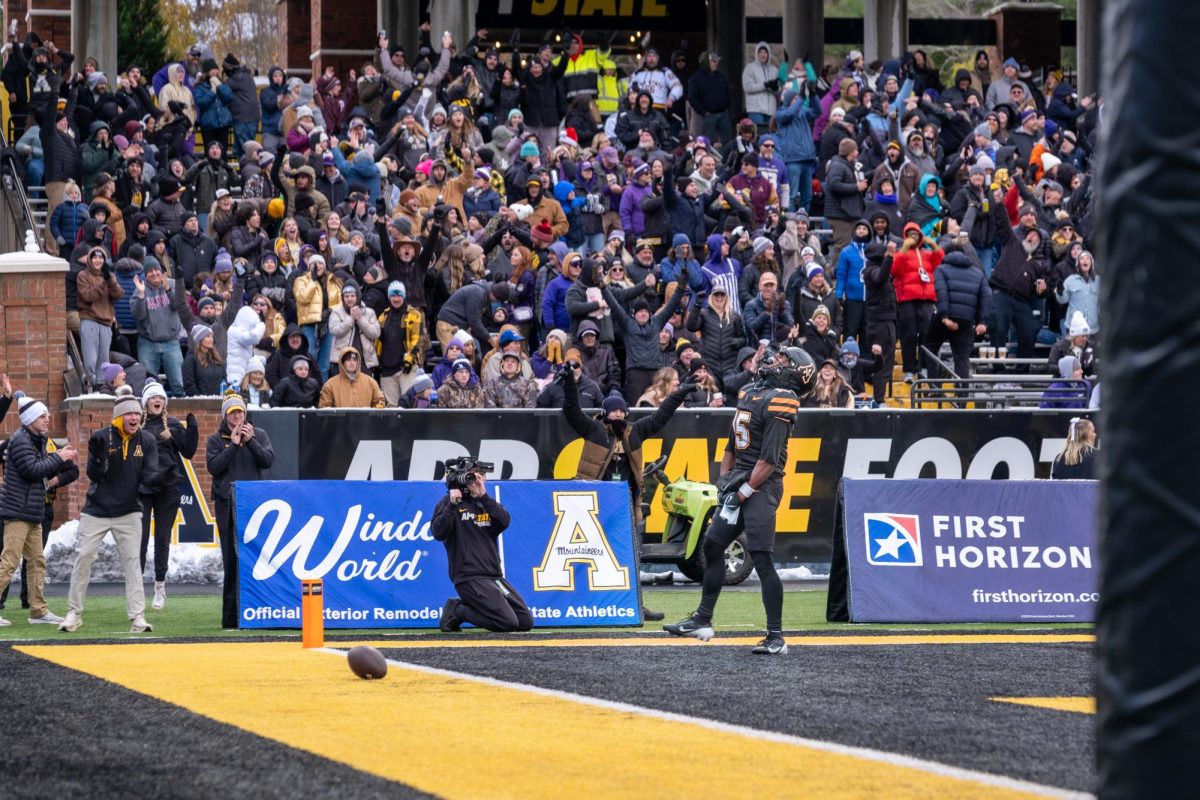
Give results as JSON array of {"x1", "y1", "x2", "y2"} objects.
[
  {"x1": 247, "y1": 356, "x2": 267, "y2": 375},
  {"x1": 509, "y1": 202, "x2": 534, "y2": 222},
  {"x1": 142, "y1": 379, "x2": 168, "y2": 405},
  {"x1": 1068, "y1": 311, "x2": 1091, "y2": 338},
  {"x1": 1041, "y1": 152, "x2": 1062, "y2": 172},
  {"x1": 17, "y1": 395, "x2": 48, "y2": 427}
]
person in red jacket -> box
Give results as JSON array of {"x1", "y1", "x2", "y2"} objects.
[{"x1": 890, "y1": 222, "x2": 944, "y2": 382}]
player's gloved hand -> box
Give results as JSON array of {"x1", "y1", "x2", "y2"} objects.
[
  {"x1": 185, "y1": 412, "x2": 197, "y2": 429},
  {"x1": 673, "y1": 380, "x2": 696, "y2": 398},
  {"x1": 560, "y1": 364, "x2": 576, "y2": 385}
]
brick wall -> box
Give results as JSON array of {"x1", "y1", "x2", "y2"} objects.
[
  {"x1": 310, "y1": 0, "x2": 376, "y2": 79},
  {"x1": 20, "y1": 0, "x2": 72, "y2": 54},
  {"x1": 56, "y1": 398, "x2": 225, "y2": 520},
  {"x1": 278, "y1": 0, "x2": 312, "y2": 76},
  {"x1": 0, "y1": 257, "x2": 68, "y2": 441}
]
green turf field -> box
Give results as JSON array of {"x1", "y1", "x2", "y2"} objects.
[{"x1": 0, "y1": 588, "x2": 1094, "y2": 640}]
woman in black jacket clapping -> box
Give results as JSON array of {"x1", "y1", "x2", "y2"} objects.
[
  {"x1": 138, "y1": 380, "x2": 199, "y2": 611},
  {"x1": 685, "y1": 286, "x2": 745, "y2": 383}
]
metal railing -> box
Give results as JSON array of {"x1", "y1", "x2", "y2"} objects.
[
  {"x1": 911, "y1": 377, "x2": 1092, "y2": 410},
  {"x1": 0, "y1": 127, "x2": 44, "y2": 252},
  {"x1": 920, "y1": 344, "x2": 960, "y2": 381}
]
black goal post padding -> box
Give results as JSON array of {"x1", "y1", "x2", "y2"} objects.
[
  {"x1": 1096, "y1": 1, "x2": 1200, "y2": 796},
  {"x1": 825, "y1": 480, "x2": 850, "y2": 622}
]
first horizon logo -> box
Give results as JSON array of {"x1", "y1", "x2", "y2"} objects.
[{"x1": 864, "y1": 513, "x2": 922, "y2": 566}]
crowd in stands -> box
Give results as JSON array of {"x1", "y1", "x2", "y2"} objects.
[{"x1": 2, "y1": 21, "x2": 1102, "y2": 411}]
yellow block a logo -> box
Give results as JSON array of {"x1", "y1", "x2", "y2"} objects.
[{"x1": 533, "y1": 492, "x2": 630, "y2": 591}]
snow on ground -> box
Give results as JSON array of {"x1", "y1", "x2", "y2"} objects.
[
  {"x1": 33, "y1": 520, "x2": 224, "y2": 585},
  {"x1": 638, "y1": 565, "x2": 824, "y2": 584},
  {"x1": 28, "y1": 521, "x2": 824, "y2": 586}
]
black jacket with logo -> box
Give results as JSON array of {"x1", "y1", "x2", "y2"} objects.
[
  {"x1": 431, "y1": 492, "x2": 511, "y2": 582},
  {"x1": 85, "y1": 422, "x2": 160, "y2": 517}
]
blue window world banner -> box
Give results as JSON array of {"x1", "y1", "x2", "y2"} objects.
[
  {"x1": 827, "y1": 479, "x2": 1099, "y2": 623},
  {"x1": 234, "y1": 480, "x2": 642, "y2": 629}
]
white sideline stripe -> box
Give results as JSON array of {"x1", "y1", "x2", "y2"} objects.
[{"x1": 318, "y1": 647, "x2": 1092, "y2": 799}]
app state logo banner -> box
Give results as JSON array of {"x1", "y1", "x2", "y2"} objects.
[{"x1": 534, "y1": 492, "x2": 631, "y2": 591}]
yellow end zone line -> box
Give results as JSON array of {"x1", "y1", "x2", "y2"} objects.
[
  {"x1": 14, "y1": 642, "x2": 1090, "y2": 800},
  {"x1": 992, "y1": 697, "x2": 1097, "y2": 715},
  {"x1": 320, "y1": 645, "x2": 1092, "y2": 800},
  {"x1": 330, "y1": 633, "x2": 1096, "y2": 649}
]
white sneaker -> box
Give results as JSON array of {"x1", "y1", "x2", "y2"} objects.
[
  {"x1": 59, "y1": 611, "x2": 82, "y2": 632},
  {"x1": 152, "y1": 584, "x2": 166, "y2": 611},
  {"x1": 130, "y1": 614, "x2": 153, "y2": 633},
  {"x1": 29, "y1": 611, "x2": 64, "y2": 625},
  {"x1": 0, "y1": 616, "x2": 10, "y2": 627},
  {"x1": 902, "y1": 372, "x2": 915, "y2": 384}
]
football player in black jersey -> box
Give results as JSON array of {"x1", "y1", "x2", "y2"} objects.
[{"x1": 664, "y1": 346, "x2": 817, "y2": 654}]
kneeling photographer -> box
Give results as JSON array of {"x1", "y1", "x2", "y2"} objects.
[{"x1": 431, "y1": 457, "x2": 533, "y2": 633}]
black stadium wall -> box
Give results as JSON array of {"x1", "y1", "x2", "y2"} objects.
[{"x1": 250, "y1": 409, "x2": 1089, "y2": 563}]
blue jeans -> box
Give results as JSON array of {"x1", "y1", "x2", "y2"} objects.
[
  {"x1": 581, "y1": 232, "x2": 605, "y2": 257},
  {"x1": 748, "y1": 112, "x2": 771, "y2": 127},
  {"x1": 138, "y1": 338, "x2": 185, "y2": 395},
  {"x1": 976, "y1": 241, "x2": 1000, "y2": 278},
  {"x1": 991, "y1": 290, "x2": 1039, "y2": 359},
  {"x1": 786, "y1": 160, "x2": 816, "y2": 212},
  {"x1": 232, "y1": 122, "x2": 259, "y2": 158},
  {"x1": 25, "y1": 158, "x2": 44, "y2": 197},
  {"x1": 303, "y1": 323, "x2": 332, "y2": 380}
]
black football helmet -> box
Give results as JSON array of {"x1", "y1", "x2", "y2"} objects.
[{"x1": 758, "y1": 346, "x2": 817, "y2": 397}]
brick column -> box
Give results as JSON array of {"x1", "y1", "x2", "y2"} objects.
[
  {"x1": 23, "y1": 0, "x2": 72, "y2": 53},
  {"x1": 988, "y1": 1, "x2": 1063, "y2": 73},
  {"x1": 310, "y1": 0, "x2": 376, "y2": 81},
  {"x1": 0, "y1": 247, "x2": 68, "y2": 438},
  {"x1": 277, "y1": 0, "x2": 312, "y2": 77}
]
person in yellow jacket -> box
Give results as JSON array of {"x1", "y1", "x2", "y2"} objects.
[
  {"x1": 290, "y1": 254, "x2": 342, "y2": 379},
  {"x1": 562, "y1": 34, "x2": 616, "y2": 104},
  {"x1": 596, "y1": 60, "x2": 627, "y2": 118},
  {"x1": 318, "y1": 347, "x2": 386, "y2": 408}
]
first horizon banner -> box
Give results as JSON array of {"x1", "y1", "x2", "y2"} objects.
[{"x1": 831, "y1": 479, "x2": 1099, "y2": 622}]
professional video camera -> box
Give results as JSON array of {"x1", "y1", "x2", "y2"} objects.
[{"x1": 444, "y1": 457, "x2": 495, "y2": 491}]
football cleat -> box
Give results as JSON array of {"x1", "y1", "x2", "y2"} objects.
[
  {"x1": 751, "y1": 636, "x2": 788, "y2": 655},
  {"x1": 663, "y1": 614, "x2": 714, "y2": 641}
]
